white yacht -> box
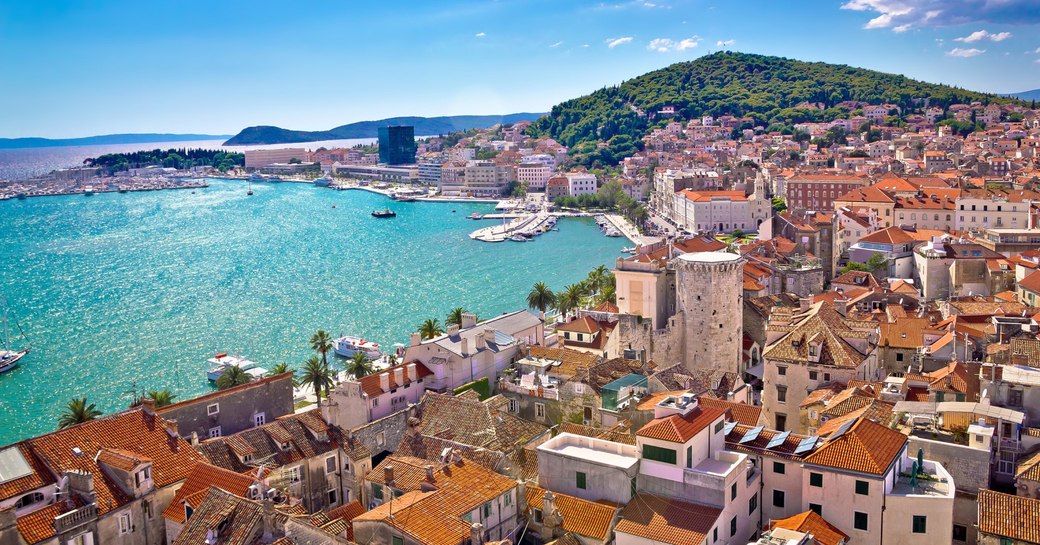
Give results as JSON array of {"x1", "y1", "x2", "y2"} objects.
[
  {"x1": 333, "y1": 336, "x2": 382, "y2": 359},
  {"x1": 0, "y1": 297, "x2": 30, "y2": 375},
  {"x1": 206, "y1": 353, "x2": 269, "y2": 382}
]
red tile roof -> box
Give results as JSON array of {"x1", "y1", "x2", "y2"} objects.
[
  {"x1": 636, "y1": 406, "x2": 726, "y2": 443},
  {"x1": 978, "y1": 489, "x2": 1040, "y2": 544},
  {"x1": 804, "y1": 418, "x2": 906, "y2": 476},
  {"x1": 615, "y1": 493, "x2": 720, "y2": 545},
  {"x1": 525, "y1": 486, "x2": 617, "y2": 540},
  {"x1": 358, "y1": 361, "x2": 434, "y2": 397},
  {"x1": 161, "y1": 462, "x2": 256, "y2": 523},
  {"x1": 698, "y1": 398, "x2": 762, "y2": 427},
  {"x1": 770, "y1": 510, "x2": 849, "y2": 545}
]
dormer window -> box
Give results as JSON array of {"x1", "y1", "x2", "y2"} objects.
[
  {"x1": 281, "y1": 442, "x2": 291, "y2": 451},
  {"x1": 134, "y1": 466, "x2": 152, "y2": 488},
  {"x1": 809, "y1": 345, "x2": 817, "y2": 357},
  {"x1": 207, "y1": 403, "x2": 219, "y2": 416},
  {"x1": 15, "y1": 492, "x2": 44, "y2": 509},
  {"x1": 243, "y1": 454, "x2": 253, "y2": 463}
]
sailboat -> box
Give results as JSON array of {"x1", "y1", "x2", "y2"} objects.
[
  {"x1": 0, "y1": 297, "x2": 30, "y2": 374},
  {"x1": 247, "y1": 181, "x2": 254, "y2": 196}
]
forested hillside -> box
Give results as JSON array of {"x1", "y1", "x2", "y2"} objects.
[{"x1": 530, "y1": 52, "x2": 1020, "y2": 166}]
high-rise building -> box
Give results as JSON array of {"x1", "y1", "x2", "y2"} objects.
[{"x1": 378, "y1": 126, "x2": 417, "y2": 165}]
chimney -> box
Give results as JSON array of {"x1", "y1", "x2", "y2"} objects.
[
  {"x1": 190, "y1": 432, "x2": 199, "y2": 446},
  {"x1": 425, "y1": 465, "x2": 435, "y2": 483},
  {"x1": 379, "y1": 373, "x2": 390, "y2": 392},
  {"x1": 833, "y1": 298, "x2": 847, "y2": 316},
  {"x1": 475, "y1": 330, "x2": 485, "y2": 348},
  {"x1": 462, "y1": 313, "x2": 478, "y2": 328},
  {"x1": 484, "y1": 328, "x2": 495, "y2": 348},
  {"x1": 140, "y1": 397, "x2": 156, "y2": 415},
  {"x1": 447, "y1": 324, "x2": 460, "y2": 336},
  {"x1": 394, "y1": 367, "x2": 404, "y2": 386},
  {"x1": 799, "y1": 297, "x2": 812, "y2": 312},
  {"x1": 410, "y1": 332, "x2": 422, "y2": 347},
  {"x1": 66, "y1": 470, "x2": 95, "y2": 500},
  {"x1": 261, "y1": 499, "x2": 277, "y2": 541},
  {"x1": 461, "y1": 338, "x2": 470, "y2": 356},
  {"x1": 384, "y1": 465, "x2": 395, "y2": 487},
  {"x1": 470, "y1": 523, "x2": 484, "y2": 545},
  {"x1": 407, "y1": 363, "x2": 417, "y2": 381}
]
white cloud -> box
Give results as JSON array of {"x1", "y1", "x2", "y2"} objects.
[
  {"x1": 582, "y1": 44, "x2": 590, "y2": 48},
  {"x1": 647, "y1": 36, "x2": 701, "y2": 52},
  {"x1": 716, "y1": 39, "x2": 736, "y2": 47},
  {"x1": 607, "y1": 36, "x2": 634, "y2": 48},
  {"x1": 955, "y1": 29, "x2": 1012, "y2": 43},
  {"x1": 1035, "y1": 47, "x2": 1040, "y2": 53},
  {"x1": 947, "y1": 47, "x2": 985, "y2": 57},
  {"x1": 549, "y1": 41, "x2": 564, "y2": 48},
  {"x1": 475, "y1": 32, "x2": 486, "y2": 38},
  {"x1": 841, "y1": 0, "x2": 1039, "y2": 30}
]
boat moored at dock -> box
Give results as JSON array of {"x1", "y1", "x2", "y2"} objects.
[
  {"x1": 334, "y1": 336, "x2": 382, "y2": 359},
  {"x1": 206, "y1": 353, "x2": 269, "y2": 382}
]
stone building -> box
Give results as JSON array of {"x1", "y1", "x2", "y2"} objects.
[{"x1": 157, "y1": 372, "x2": 295, "y2": 441}]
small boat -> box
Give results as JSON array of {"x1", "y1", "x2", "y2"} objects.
[
  {"x1": 510, "y1": 234, "x2": 528, "y2": 242},
  {"x1": 246, "y1": 181, "x2": 254, "y2": 196},
  {"x1": 333, "y1": 336, "x2": 382, "y2": 359},
  {"x1": 621, "y1": 246, "x2": 637, "y2": 254},
  {"x1": 206, "y1": 353, "x2": 268, "y2": 382},
  {"x1": 313, "y1": 175, "x2": 333, "y2": 187},
  {"x1": 118, "y1": 188, "x2": 128, "y2": 193},
  {"x1": 0, "y1": 297, "x2": 31, "y2": 374},
  {"x1": 83, "y1": 186, "x2": 95, "y2": 196},
  {"x1": 372, "y1": 208, "x2": 397, "y2": 218},
  {"x1": 468, "y1": 213, "x2": 483, "y2": 220},
  {"x1": 16, "y1": 193, "x2": 26, "y2": 200}
]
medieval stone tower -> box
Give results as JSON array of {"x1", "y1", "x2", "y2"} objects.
[{"x1": 675, "y1": 251, "x2": 746, "y2": 374}]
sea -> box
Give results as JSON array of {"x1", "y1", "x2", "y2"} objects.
[{"x1": 0, "y1": 177, "x2": 627, "y2": 444}]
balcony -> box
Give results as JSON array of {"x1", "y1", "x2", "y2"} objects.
[
  {"x1": 54, "y1": 503, "x2": 98, "y2": 533},
  {"x1": 890, "y1": 458, "x2": 954, "y2": 498},
  {"x1": 497, "y1": 378, "x2": 560, "y2": 400}
]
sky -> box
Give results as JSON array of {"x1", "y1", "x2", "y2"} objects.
[{"x1": 1, "y1": 0, "x2": 1039, "y2": 138}]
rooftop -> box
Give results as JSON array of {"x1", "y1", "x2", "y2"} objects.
[
  {"x1": 537, "y1": 432, "x2": 639, "y2": 470},
  {"x1": 676, "y1": 251, "x2": 742, "y2": 264}
]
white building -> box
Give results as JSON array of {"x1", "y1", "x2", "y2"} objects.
[
  {"x1": 525, "y1": 153, "x2": 557, "y2": 171},
  {"x1": 244, "y1": 148, "x2": 307, "y2": 168},
  {"x1": 565, "y1": 172, "x2": 598, "y2": 196},
  {"x1": 516, "y1": 163, "x2": 553, "y2": 191},
  {"x1": 954, "y1": 189, "x2": 1039, "y2": 231},
  {"x1": 418, "y1": 161, "x2": 443, "y2": 186},
  {"x1": 463, "y1": 161, "x2": 516, "y2": 197},
  {"x1": 672, "y1": 188, "x2": 771, "y2": 234}
]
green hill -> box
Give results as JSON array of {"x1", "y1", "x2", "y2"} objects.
[
  {"x1": 530, "y1": 51, "x2": 1022, "y2": 167},
  {"x1": 223, "y1": 113, "x2": 546, "y2": 145}
]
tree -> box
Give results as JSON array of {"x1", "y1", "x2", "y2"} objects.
[
  {"x1": 346, "y1": 352, "x2": 374, "y2": 378},
  {"x1": 58, "y1": 397, "x2": 102, "y2": 428},
  {"x1": 288, "y1": 157, "x2": 303, "y2": 164},
  {"x1": 419, "y1": 318, "x2": 444, "y2": 340},
  {"x1": 527, "y1": 282, "x2": 557, "y2": 319},
  {"x1": 145, "y1": 389, "x2": 177, "y2": 408},
  {"x1": 556, "y1": 284, "x2": 587, "y2": 318},
  {"x1": 268, "y1": 362, "x2": 292, "y2": 377},
  {"x1": 310, "y1": 330, "x2": 334, "y2": 369},
  {"x1": 446, "y1": 307, "x2": 467, "y2": 328},
  {"x1": 298, "y1": 356, "x2": 334, "y2": 405},
  {"x1": 586, "y1": 265, "x2": 609, "y2": 296},
  {"x1": 771, "y1": 198, "x2": 787, "y2": 213},
  {"x1": 216, "y1": 367, "x2": 251, "y2": 390}
]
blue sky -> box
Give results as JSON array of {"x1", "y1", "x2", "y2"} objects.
[{"x1": 1, "y1": 0, "x2": 1039, "y2": 138}]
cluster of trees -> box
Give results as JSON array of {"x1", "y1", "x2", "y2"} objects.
[
  {"x1": 417, "y1": 306, "x2": 478, "y2": 340},
  {"x1": 526, "y1": 265, "x2": 616, "y2": 321},
  {"x1": 528, "y1": 51, "x2": 1021, "y2": 167},
  {"x1": 85, "y1": 148, "x2": 244, "y2": 173},
  {"x1": 553, "y1": 180, "x2": 649, "y2": 226}
]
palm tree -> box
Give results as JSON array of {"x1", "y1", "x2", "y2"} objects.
[
  {"x1": 267, "y1": 362, "x2": 292, "y2": 376},
  {"x1": 446, "y1": 307, "x2": 466, "y2": 328},
  {"x1": 298, "y1": 356, "x2": 334, "y2": 405},
  {"x1": 346, "y1": 352, "x2": 374, "y2": 378},
  {"x1": 419, "y1": 318, "x2": 444, "y2": 340},
  {"x1": 527, "y1": 281, "x2": 557, "y2": 319},
  {"x1": 557, "y1": 283, "x2": 588, "y2": 319},
  {"x1": 216, "y1": 367, "x2": 251, "y2": 390},
  {"x1": 145, "y1": 389, "x2": 177, "y2": 408},
  {"x1": 310, "y1": 330, "x2": 334, "y2": 368},
  {"x1": 58, "y1": 397, "x2": 102, "y2": 429},
  {"x1": 587, "y1": 265, "x2": 609, "y2": 295}
]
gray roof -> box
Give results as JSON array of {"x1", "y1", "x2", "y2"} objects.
[{"x1": 430, "y1": 310, "x2": 541, "y2": 356}]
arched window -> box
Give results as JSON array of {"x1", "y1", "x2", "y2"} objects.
[{"x1": 15, "y1": 492, "x2": 44, "y2": 509}]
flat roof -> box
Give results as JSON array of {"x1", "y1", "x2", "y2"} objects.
[
  {"x1": 538, "y1": 432, "x2": 639, "y2": 470},
  {"x1": 676, "y1": 252, "x2": 742, "y2": 264}
]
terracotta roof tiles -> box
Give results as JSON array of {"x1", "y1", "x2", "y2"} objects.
[
  {"x1": 770, "y1": 510, "x2": 849, "y2": 545},
  {"x1": 525, "y1": 486, "x2": 617, "y2": 540},
  {"x1": 978, "y1": 489, "x2": 1040, "y2": 544},
  {"x1": 636, "y1": 406, "x2": 726, "y2": 443},
  {"x1": 615, "y1": 493, "x2": 720, "y2": 545},
  {"x1": 804, "y1": 418, "x2": 906, "y2": 476}
]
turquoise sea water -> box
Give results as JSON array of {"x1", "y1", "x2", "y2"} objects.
[{"x1": 0, "y1": 179, "x2": 625, "y2": 444}]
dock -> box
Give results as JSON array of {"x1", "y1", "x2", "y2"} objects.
[{"x1": 469, "y1": 213, "x2": 557, "y2": 242}]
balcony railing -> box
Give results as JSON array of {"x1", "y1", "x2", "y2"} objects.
[
  {"x1": 497, "y1": 379, "x2": 560, "y2": 400},
  {"x1": 54, "y1": 503, "x2": 97, "y2": 533}
]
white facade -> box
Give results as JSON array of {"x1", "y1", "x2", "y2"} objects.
[
  {"x1": 516, "y1": 163, "x2": 552, "y2": 191},
  {"x1": 244, "y1": 148, "x2": 307, "y2": 168},
  {"x1": 955, "y1": 193, "x2": 1034, "y2": 231},
  {"x1": 565, "y1": 172, "x2": 598, "y2": 196},
  {"x1": 672, "y1": 190, "x2": 771, "y2": 233}
]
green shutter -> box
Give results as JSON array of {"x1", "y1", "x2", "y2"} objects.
[
  {"x1": 576, "y1": 472, "x2": 587, "y2": 489},
  {"x1": 642, "y1": 444, "x2": 677, "y2": 464}
]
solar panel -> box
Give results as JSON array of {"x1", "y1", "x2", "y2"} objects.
[
  {"x1": 738, "y1": 426, "x2": 764, "y2": 444},
  {"x1": 830, "y1": 419, "x2": 857, "y2": 440},
  {"x1": 794, "y1": 436, "x2": 819, "y2": 455},
  {"x1": 722, "y1": 421, "x2": 738, "y2": 436},
  {"x1": 765, "y1": 430, "x2": 792, "y2": 450}
]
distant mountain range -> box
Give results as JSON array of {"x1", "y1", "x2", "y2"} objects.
[
  {"x1": 0, "y1": 133, "x2": 231, "y2": 150},
  {"x1": 222, "y1": 113, "x2": 547, "y2": 146},
  {"x1": 1011, "y1": 89, "x2": 1040, "y2": 101}
]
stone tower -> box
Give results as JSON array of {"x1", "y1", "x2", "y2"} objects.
[{"x1": 674, "y1": 251, "x2": 745, "y2": 374}]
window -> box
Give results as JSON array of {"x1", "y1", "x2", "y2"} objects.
[
  {"x1": 772, "y1": 489, "x2": 785, "y2": 507},
  {"x1": 327, "y1": 489, "x2": 338, "y2": 505},
  {"x1": 69, "y1": 533, "x2": 93, "y2": 545},
  {"x1": 535, "y1": 403, "x2": 545, "y2": 420},
  {"x1": 642, "y1": 444, "x2": 677, "y2": 464},
  {"x1": 777, "y1": 386, "x2": 787, "y2": 403},
  {"x1": 731, "y1": 482, "x2": 737, "y2": 501},
  {"x1": 854, "y1": 511, "x2": 869, "y2": 531},
  {"x1": 118, "y1": 512, "x2": 132, "y2": 534},
  {"x1": 504, "y1": 491, "x2": 512, "y2": 506},
  {"x1": 714, "y1": 421, "x2": 725, "y2": 433},
  {"x1": 508, "y1": 399, "x2": 518, "y2": 413},
  {"x1": 207, "y1": 403, "x2": 219, "y2": 416},
  {"x1": 855, "y1": 480, "x2": 869, "y2": 495},
  {"x1": 15, "y1": 492, "x2": 44, "y2": 509},
  {"x1": 773, "y1": 461, "x2": 785, "y2": 475},
  {"x1": 576, "y1": 472, "x2": 587, "y2": 490},
  {"x1": 809, "y1": 503, "x2": 822, "y2": 516},
  {"x1": 912, "y1": 515, "x2": 927, "y2": 533},
  {"x1": 376, "y1": 432, "x2": 385, "y2": 446},
  {"x1": 953, "y1": 524, "x2": 967, "y2": 542},
  {"x1": 896, "y1": 352, "x2": 904, "y2": 362},
  {"x1": 809, "y1": 472, "x2": 823, "y2": 487},
  {"x1": 326, "y1": 456, "x2": 337, "y2": 475},
  {"x1": 713, "y1": 527, "x2": 718, "y2": 543},
  {"x1": 730, "y1": 516, "x2": 737, "y2": 537},
  {"x1": 776, "y1": 414, "x2": 787, "y2": 431},
  {"x1": 533, "y1": 508, "x2": 543, "y2": 524},
  {"x1": 253, "y1": 413, "x2": 266, "y2": 427},
  {"x1": 809, "y1": 371, "x2": 818, "y2": 380},
  {"x1": 286, "y1": 467, "x2": 301, "y2": 484},
  {"x1": 777, "y1": 366, "x2": 787, "y2": 376},
  {"x1": 392, "y1": 537, "x2": 404, "y2": 545},
  {"x1": 631, "y1": 477, "x2": 637, "y2": 498},
  {"x1": 824, "y1": 373, "x2": 830, "y2": 381},
  {"x1": 372, "y1": 483, "x2": 384, "y2": 500},
  {"x1": 748, "y1": 492, "x2": 758, "y2": 515},
  {"x1": 483, "y1": 501, "x2": 492, "y2": 518},
  {"x1": 134, "y1": 467, "x2": 151, "y2": 487},
  {"x1": 372, "y1": 398, "x2": 378, "y2": 407},
  {"x1": 999, "y1": 450, "x2": 1017, "y2": 474}
]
